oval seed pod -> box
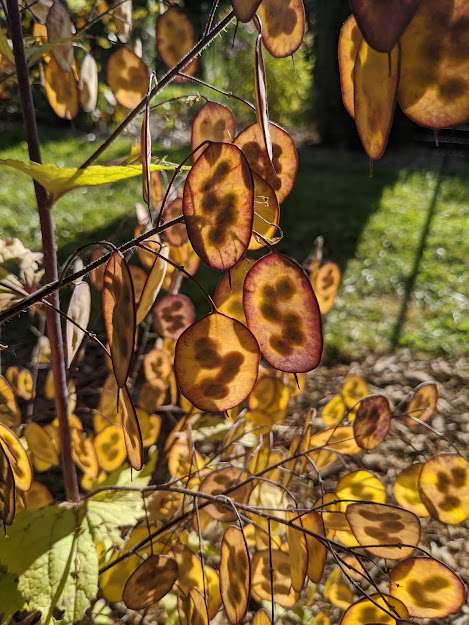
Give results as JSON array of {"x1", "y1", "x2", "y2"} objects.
[
  {"x1": 418, "y1": 454, "x2": 469, "y2": 525},
  {"x1": 312, "y1": 261, "x2": 341, "y2": 314},
  {"x1": 153, "y1": 294, "x2": 195, "y2": 340},
  {"x1": 254, "y1": 28, "x2": 272, "y2": 164},
  {"x1": 183, "y1": 142, "x2": 254, "y2": 271},
  {"x1": 286, "y1": 511, "x2": 308, "y2": 592},
  {"x1": 220, "y1": 526, "x2": 251, "y2": 624},
  {"x1": 340, "y1": 594, "x2": 409, "y2": 625},
  {"x1": 399, "y1": 0, "x2": 469, "y2": 129},
  {"x1": 250, "y1": 173, "x2": 280, "y2": 250},
  {"x1": 353, "y1": 394, "x2": 391, "y2": 450},
  {"x1": 199, "y1": 467, "x2": 253, "y2": 522},
  {"x1": 136, "y1": 243, "x2": 169, "y2": 324},
  {"x1": 44, "y1": 56, "x2": 79, "y2": 120},
  {"x1": 156, "y1": 6, "x2": 197, "y2": 76},
  {"x1": 174, "y1": 312, "x2": 260, "y2": 412},
  {"x1": 404, "y1": 381, "x2": 438, "y2": 427},
  {"x1": 256, "y1": 0, "x2": 305, "y2": 58},
  {"x1": 0, "y1": 423, "x2": 33, "y2": 491},
  {"x1": 389, "y1": 557, "x2": 466, "y2": 618},
  {"x1": 0, "y1": 443, "x2": 15, "y2": 525},
  {"x1": 46, "y1": 0, "x2": 74, "y2": 71},
  {"x1": 392, "y1": 463, "x2": 429, "y2": 517},
  {"x1": 251, "y1": 549, "x2": 298, "y2": 608},
  {"x1": 235, "y1": 122, "x2": 298, "y2": 203},
  {"x1": 354, "y1": 38, "x2": 400, "y2": 160},
  {"x1": 0, "y1": 375, "x2": 21, "y2": 428},
  {"x1": 231, "y1": 0, "x2": 262, "y2": 22},
  {"x1": 346, "y1": 502, "x2": 421, "y2": 559},
  {"x1": 302, "y1": 511, "x2": 327, "y2": 583},
  {"x1": 107, "y1": 47, "x2": 148, "y2": 109},
  {"x1": 66, "y1": 281, "x2": 91, "y2": 367},
  {"x1": 123, "y1": 555, "x2": 178, "y2": 610},
  {"x1": 338, "y1": 15, "x2": 363, "y2": 118},
  {"x1": 191, "y1": 102, "x2": 237, "y2": 152},
  {"x1": 79, "y1": 53, "x2": 98, "y2": 113},
  {"x1": 102, "y1": 251, "x2": 136, "y2": 388},
  {"x1": 214, "y1": 257, "x2": 256, "y2": 324},
  {"x1": 95, "y1": 424, "x2": 127, "y2": 472},
  {"x1": 119, "y1": 386, "x2": 143, "y2": 471},
  {"x1": 350, "y1": 0, "x2": 421, "y2": 53},
  {"x1": 243, "y1": 253, "x2": 322, "y2": 373}
]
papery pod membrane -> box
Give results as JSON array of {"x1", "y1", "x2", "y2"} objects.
[
  {"x1": 323, "y1": 567, "x2": 353, "y2": 609},
  {"x1": 102, "y1": 250, "x2": 136, "y2": 387},
  {"x1": 136, "y1": 409, "x2": 161, "y2": 447},
  {"x1": 100, "y1": 526, "x2": 155, "y2": 602},
  {"x1": 28, "y1": 0, "x2": 53, "y2": 24},
  {"x1": 138, "y1": 380, "x2": 167, "y2": 414},
  {"x1": 66, "y1": 281, "x2": 91, "y2": 367},
  {"x1": 302, "y1": 511, "x2": 326, "y2": 583},
  {"x1": 338, "y1": 16, "x2": 363, "y2": 118},
  {"x1": 156, "y1": 6, "x2": 197, "y2": 76},
  {"x1": 350, "y1": 0, "x2": 421, "y2": 52},
  {"x1": 346, "y1": 502, "x2": 420, "y2": 559},
  {"x1": 235, "y1": 122, "x2": 298, "y2": 202},
  {"x1": 309, "y1": 425, "x2": 361, "y2": 471},
  {"x1": 24, "y1": 422, "x2": 59, "y2": 472},
  {"x1": 418, "y1": 454, "x2": 469, "y2": 524},
  {"x1": 220, "y1": 526, "x2": 251, "y2": 624},
  {"x1": 182, "y1": 141, "x2": 254, "y2": 271},
  {"x1": 256, "y1": 0, "x2": 305, "y2": 58},
  {"x1": 7, "y1": 367, "x2": 34, "y2": 401},
  {"x1": 214, "y1": 257, "x2": 256, "y2": 324},
  {"x1": 286, "y1": 511, "x2": 308, "y2": 592},
  {"x1": 353, "y1": 394, "x2": 391, "y2": 449},
  {"x1": 399, "y1": 0, "x2": 469, "y2": 129},
  {"x1": 392, "y1": 463, "x2": 429, "y2": 517},
  {"x1": 404, "y1": 381, "x2": 438, "y2": 427},
  {"x1": 231, "y1": 0, "x2": 262, "y2": 22},
  {"x1": 251, "y1": 549, "x2": 298, "y2": 607},
  {"x1": 79, "y1": 53, "x2": 98, "y2": 112},
  {"x1": 389, "y1": 557, "x2": 466, "y2": 618},
  {"x1": 354, "y1": 39, "x2": 400, "y2": 160},
  {"x1": 252, "y1": 609, "x2": 271, "y2": 625},
  {"x1": 321, "y1": 395, "x2": 346, "y2": 427},
  {"x1": 0, "y1": 443, "x2": 15, "y2": 525},
  {"x1": 90, "y1": 246, "x2": 107, "y2": 290},
  {"x1": 191, "y1": 102, "x2": 237, "y2": 152},
  {"x1": 143, "y1": 348, "x2": 172, "y2": 388},
  {"x1": 174, "y1": 312, "x2": 260, "y2": 412},
  {"x1": 199, "y1": 467, "x2": 253, "y2": 521},
  {"x1": 161, "y1": 198, "x2": 186, "y2": 246},
  {"x1": 46, "y1": 0, "x2": 74, "y2": 71},
  {"x1": 136, "y1": 243, "x2": 169, "y2": 324},
  {"x1": 341, "y1": 374, "x2": 369, "y2": 409},
  {"x1": 0, "y1": 375, "x2": 21, "y2": 428},
  {"x1": 255, "y1": 29, "x2": 273, "y2": 164},
  {"x1": 107, "y1": 47, "x2": 148, "y2": 109},
  {"x1": 113, "y1": 0, "x2": 133, "y2": 42},
  {"x1": 0, "y1": 424, "x2": 32, "y2": 491},
  {"x1": 44, "y1": 56, "x2": 79, "y2": 120},
  {"x1": 340, "y1": 593, "x2": 409, "y2": 625},
  {"x1": 95, "y1": 424, "x2": 127, "y2": 471},
  {"x1": 336, "y1": 469, "x2": 386, "y2": 511},
  {"x1": 23, "y1": 481, "x2": 53, "y2": 510},
  {"x1": 171, "y1": 545, "x2": 206, "y2": 595},
  {"x1": 71, "y1": 429, "x2": 99, "y2": 479},
  {"x1": 123, "y1": 554, "x2": 178, "y2": 609},
  {"x1": 248, "y1": 375, "x2": 289, "y2": 425},
  {"x1": 119, "y1": 385, "x2": 143, "y2": 471},
  {"x1": 250, "y1": 173, "x2": 280, "y2": 250},
  {"x1": 313, "y1": 261, "x2": 341, "y2": 314},
  {"x1": 187, "y1": 588, "x2": 209, "y2": 625},
  {"x1": 243, "y1": 253, "x2": 322, "y2": 373},
  {"x1": 129, "y1": 265, "x2": 147, "y2": 304},
  {"x1": 153, "y1": 294, "x2": 196, "y2": 340}
]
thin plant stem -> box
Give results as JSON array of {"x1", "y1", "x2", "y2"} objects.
[{"x1": 5, "y1": 0, "x2": 79, "y2": 501}]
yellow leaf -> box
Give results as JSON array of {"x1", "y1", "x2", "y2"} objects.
[{"x1": 0, "y1": 159, "x2": 184, "y2": 201}]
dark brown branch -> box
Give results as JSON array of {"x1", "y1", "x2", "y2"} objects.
[{"x1": 5, "y1": 0, "x2": 79, "y2": 501}]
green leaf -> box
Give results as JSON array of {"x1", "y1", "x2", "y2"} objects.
[
  {"x1": 0, "y1": 29, "x2": 14, "y2": 64},
  {"x1": 0, "y1": 487, "x2": 149, "y2": 625},
  {"x1": 0, "y1": 504, "x2": 97, "y2": 625},
  {"x1": 0, "y1": 566, "x2": 25, "y2": 621},
  {"x1": 0, "y1": 159, "x2": 185, "y2": 201}
]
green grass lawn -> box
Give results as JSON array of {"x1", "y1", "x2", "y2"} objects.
[{"x1": 1, "y1": 124, "x2": 467, "y2": 358}]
